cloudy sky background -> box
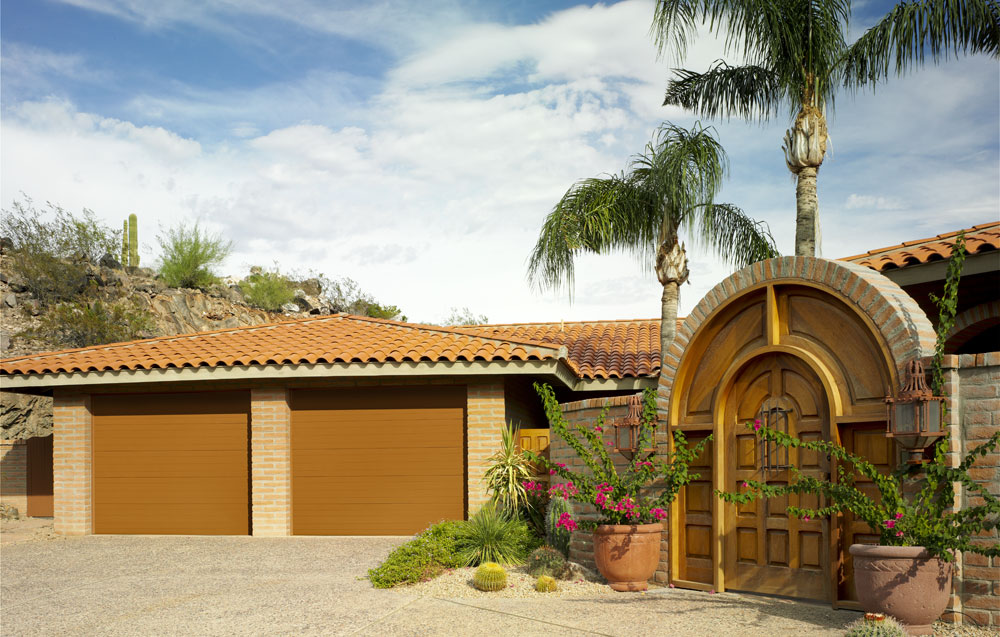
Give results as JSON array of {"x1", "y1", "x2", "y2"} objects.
[{"x1": 2, "y1": 0, "x2": 997, "y2": 324}]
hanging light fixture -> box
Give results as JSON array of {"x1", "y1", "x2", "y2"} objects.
[
  {"x1": 613, "y1": 393, "x2": 653, "y2": 461},
  {"x1": 885, "y1": 359, "x2": 946, "y2": 464}
]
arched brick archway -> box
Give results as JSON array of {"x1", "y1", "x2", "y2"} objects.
[
  {"x1": 945, "y1": 301, "x2": 1000, "y2": 354},
  {"x1": 658, "y1": 257, "x2": 936, "y2": 604}
]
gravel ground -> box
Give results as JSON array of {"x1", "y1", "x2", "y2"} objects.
[{"x1": 1, "y1": 520, "x2": 995, "y2": 636}]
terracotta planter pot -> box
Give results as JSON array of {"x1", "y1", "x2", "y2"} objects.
[
  {"x1": 849, "y1": 544, "x2": 953, "y2": 636},
  {"x1": 593, "y1": 523, "x2": 663, "y2": 592}
]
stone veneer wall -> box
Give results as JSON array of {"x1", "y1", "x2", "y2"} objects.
[
  {"x1": 943, "y1": 352, "x2": 1000, "y2": 629},
  {"x1": 0, "y1": 439, "x2": 27, "y2": 514}
]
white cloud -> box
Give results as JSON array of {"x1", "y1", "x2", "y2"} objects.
[{"x1": 845, "y1": 194, "x2": 904, "y2": 210}]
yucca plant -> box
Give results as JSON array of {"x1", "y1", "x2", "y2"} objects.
[
  {"x1": 457, "y1": 503, "x2": 537, "y2": 566},
  {"x1": 483, "y1": 422, "x2": 533, "y2": 518}
]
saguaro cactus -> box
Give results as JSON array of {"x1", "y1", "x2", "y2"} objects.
[
  {"x1": 128, "y1": 213, "x2": 139, "y2": 268},
  {"x1": 121, "y1": 220, "x2": 129, "y2": 265}
]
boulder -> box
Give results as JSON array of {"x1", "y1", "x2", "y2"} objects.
[
  {"x1": 99, "y1": 253, "x2": 122, "y2": 270},
  {"x1": 0, "y1": 237, "x2": 13, "y2": 254},
  {"x1": 3, "y1": 293, "x2": 15, "y2": 308},
  {"x1": 1, "y1": 392, "x2": 53, "y2": 439}
]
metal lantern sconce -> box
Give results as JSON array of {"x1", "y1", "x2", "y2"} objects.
[
  {"x1": 613, "y1": 394, "x2": 653, "y2": 461},
  {"x1": 759, "y1": 399, "x2": 791, "y2": 471},
  {"x1": 885, "y1": 359, "x2": 946, "y2": 464}
]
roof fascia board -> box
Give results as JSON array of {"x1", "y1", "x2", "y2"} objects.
[
  {"x1": 572, "y1": 376, "x2": 657, "y2": 392},
  {"x1": 1, "y1": 358, "x2": 588, "y2": 391},
  {"x1": 878, "y1": 251, "x2": 998, "y2": 286}
]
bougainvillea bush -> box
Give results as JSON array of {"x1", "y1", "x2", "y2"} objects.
[
  {"x1": 527, "y1": 383, "x2": 710, "y2": 529},
  {"x1": 719, "y1": 420, "x2": 1000, "y2": 561}
]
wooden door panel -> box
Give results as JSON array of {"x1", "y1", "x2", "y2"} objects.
[
  {"x1": 725, "y1": 354, "x2": 829, "y2": 600},
  {"x1": 26, "y1": 435, "x2": 53, "y2": 517},
  {"x1": 678, "y1": 432, "x2": 713, "y2": 584}
]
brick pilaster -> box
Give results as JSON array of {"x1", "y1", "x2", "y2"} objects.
[
  {"x1": 52, "y1": 393, "x2": 91, "y2": 535},
  {"x1": 467, "y1": 381, "x2": 505, "y2": 513},
  {"x1": 251, "y1": 387, "x2": 292, "y2": 536}
]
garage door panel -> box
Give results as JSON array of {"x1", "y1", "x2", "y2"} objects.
[
  {"x1": 94, "y1": 421, "x2": 247, "y2": 451},
  {"x1": 92, "y1": 391, "x2": 250, "y2": 535},
  {"x1": 94, "y1": 477, "x2": 248, "y2": 504},
  {"x1": 294, "y1": 502, "x2": 465, "y2": 536},
  {"x1": 94, "y1": 503, "x2": 249, "y2": 535},
  {"x1": 292, "y1": 447, "x2": 462, "y2": 477},
  {"x1": 291, "y1": 386, "x2": 465, "y2": 535},
  {"x1": 295, "y1": 475, "x2": 461, "y2": 504},
  {"x1": 94, "y1": 450, "x2": 249, "y2": 478}
]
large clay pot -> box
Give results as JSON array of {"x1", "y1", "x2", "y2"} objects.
[
  {"x1": 593, "y1": 523, "x2": 663, "y2": 592},
  {"x1": 849, "y1": 544, "x2": 953, "y2": 636}
]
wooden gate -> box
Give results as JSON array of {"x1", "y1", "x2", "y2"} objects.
[{"x1": 27, "y1": 435, "x2": 53, "y2": 517}]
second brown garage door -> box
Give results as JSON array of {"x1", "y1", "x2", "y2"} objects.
[
  {"x1": 291, "y1": 386, "x2": 465, "y2": 535},
  {"x1": 92, "y1": 391, "x2": 250, "y2": 535}
]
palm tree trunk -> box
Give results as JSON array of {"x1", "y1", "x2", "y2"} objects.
[
  {"x1": 794, "y1": 166, "x2": 818, "y2": 257},
  {"x1": 655, "y1": 240, "x2": 689, "y2": 365}
]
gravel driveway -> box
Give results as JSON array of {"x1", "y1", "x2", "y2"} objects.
[{"x1": 0, "y1": 526, "x2": 877, "y2": 636}]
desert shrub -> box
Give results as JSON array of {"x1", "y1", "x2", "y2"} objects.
[
  {"x1": 526, "y1": 546, "x2": 568, "y2": 579},
  {"x1": 367, "y1": 520, "x2": 464, "y2": 588},
  {"x1": 472, "y1": 562, "x2": 507, "y2": 591},
  {"x1": 442, "y1": 306, "x2": 488, "y2": 325},
  {"x1": 157, "y1": 223, "x2": 231, "y2": 289},
  {"x1": 456, "y1": 503, "x2": 541, "y2": 566},
  {"x1": 0, "y1": 198, "x2": 120, "y2": 305},
  {"x1": 483, "y1": 423, "x2": 532, "y2": 518},
  {"x1": 317, "y1": 275, "x2": 406, "y2": 320},
  {"x1": 240, "y1": 267, "x2": 295, "y2": 311},
  {"x1": 27, "y1": 299, "x2": 154, "y2": 348}
]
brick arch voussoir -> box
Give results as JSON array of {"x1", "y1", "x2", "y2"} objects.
[{"x1": 659, "y1": 257, "x2": 936, "y2": 400}]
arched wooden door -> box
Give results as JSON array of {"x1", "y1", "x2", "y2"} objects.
[{"x1": 724, "y1": 353, "x2": 830, "y2": 600}]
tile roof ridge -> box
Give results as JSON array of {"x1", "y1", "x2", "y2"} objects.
[
  {"x1": 337, "y1": 314, "x2": 570, "y2": 354},
  {"x1": 475, "y1": 317, "x2": 661, "y2": 327},
  {"x1": 840, "y1": 220, "x2": 1000, "y2": 262},
  {"x1": 0, "y1": 313, "x2": 348, "y2": 365}
]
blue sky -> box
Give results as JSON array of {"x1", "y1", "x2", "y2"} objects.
[{"x1": 2, "y1": 0, "x2": 998, "y2": 323}]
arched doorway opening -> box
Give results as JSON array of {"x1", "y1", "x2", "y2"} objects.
[{"x1": 663, "y1": 257, "x2": 935, "y2": 607}]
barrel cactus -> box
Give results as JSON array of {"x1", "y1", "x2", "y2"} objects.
[
  {"x1": 472, "y1": 562, "x2": 507, "y2": 592},
  {"x1": 535, "y1": 575, "x2": 558, "y2": 593},
  {"x1": 842, "y1": 614, "x2": 905, "y2": 637},
  {"x1": 527, "y1": 546, "x2": 568, "y2": 579},
  {"x1": 545, "y1": 496, "x2": 574, "y2": 557}
]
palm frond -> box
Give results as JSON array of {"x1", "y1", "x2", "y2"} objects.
[
  {"x1": 693, "y1": 203, "x2": 781, "y2": 269},
  {"x1": 527, "y1": 175, "x2": 658, "y2": 296},
  {"x1": 652, "y1": 0, "x2": 701, "y2": 62},
  {"x1": 842, "y1": 0, "x2": 1000, "y2": 89},
  {"x1": 663, "y1": 61, "x2": 786, "y2": 121}
]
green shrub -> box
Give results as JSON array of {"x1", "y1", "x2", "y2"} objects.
[
  {"x1": 240, "y1": 267, "x2": 295, "y2": 311},
  {"x1": 483, "y1": 423, "x2": 532, "y2": 518},
  {"x1": 26, "y1": 299, "x2": 154, "y2": 349},
  {"x1": 472, "y1": 562, "x2": 507, "y2": 591},
  {"x1": 156, "y1": 223, "x2": 232, "y2": 289},
  {"x1": 526, "y1": 546, "x2": 568, "y2": 579},
  {"x1": 0, "y1": 198, "x2": 120, "y2": 305},
  {"x1": 534, "y1": 575, "x2": 558, "y2": 593},
  {"x1": 367, "y1": 520, "x2": 464, "y2": 588},
  {"x1": 545, "y1": 496, "x2": 574, "y2": 557},
  {"x1": 457, "y1": 503, "x2": 541, "y2": 566},
  {"x1": 842, "y1": 614, "x2": 905, "y2": 637}
]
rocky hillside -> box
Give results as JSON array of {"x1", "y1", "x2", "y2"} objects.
[{"x1": 0, "y1": 253, "x2": 331, "y2": 439}]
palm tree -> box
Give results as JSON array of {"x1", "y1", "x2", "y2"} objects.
[
  {"x1": 528, "y1": 122, "x2": 778, "y2": 357},
  {"x1": 653, "y1": 0, "x2": 1000, "y2": 256}
]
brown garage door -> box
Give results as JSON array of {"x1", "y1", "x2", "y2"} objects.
[
  {"x1": 291, "y1": 386, "x2": 465, "y2": 535},
  {"x1": 92, "y1": 391, "x2": 250, "y2": 535}
]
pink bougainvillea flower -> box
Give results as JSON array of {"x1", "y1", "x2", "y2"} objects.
[
  {"x1": 594, "y1": 426, "x2": 602, "y2": 432},
  {"x1": 803, "y1": 515, "x2": 810, "y2": 522},
  {"x1": 606, "y1": 441, "x2": 613, "y2": 446},
  {"x1": 709, "y1": 589, "x2": 716, "y2": 594},
  {"x1": 556, "y1": 462, "x2": 566, "y2": 469},
  {"x1": 896, "y1": 531, "x2": 904, "y2": 538},
  {"x1": 885, "y1": 520, "x2": 896, "y2": 529},
  {"x1": 742, "y1": 481, "x2": 749, "y2": 488},
  {"x1": 550, "y1": 469, "x2": 557, "y2": 475},
  {"x1": 668, "y1": 583, "x2": 675, "y2": 589},
  {"x1": 556, "y1": 512, "x2": 578, "y2": 532},
  {"x1": 753, "y1": 420, "x2": 761, "y2": 431},
  {"x1": 895, "y1": 512, "x2": 903, "y2": 520}
]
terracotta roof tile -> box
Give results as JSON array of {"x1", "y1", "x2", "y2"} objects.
[
  {"x1": 0, "y1": 315, "x2": 672, "y2": 381},
  {"x1": 0, "y1": 314, "x2": 569, "y2": 377},
  {"x1": 842, "y1": 221, "x2": 999, "y2": 272},
  {"x1": 460, "y1": 318, "x2": 674, "y2": 379}
]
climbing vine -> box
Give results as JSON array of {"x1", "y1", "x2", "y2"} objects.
[{"x1": 928, "y1": 232, "x2": 966, "y2": 396}]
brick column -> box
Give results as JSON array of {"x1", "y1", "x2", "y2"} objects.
[
  {"x1": 467, "y1": 381, "x2": 505, "y2": 513},
  {"x1": 52, "y1": 393, "x2": 92, "y2": 535},
  {"x1": 250, "y1": 387, "x2": 293, "y2": 536},
  {"x1": 0, "y1": 440, "x2": 28, "y2": 514}
]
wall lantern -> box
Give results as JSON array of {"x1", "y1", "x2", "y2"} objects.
[
  {"x1": 759, "y1": 399, "x2": 791, "y2": 471},
  {"x1": 885, "y1": 359, "x2": 946, "y2": 464},
  {"x1": 613, "y1": 394, "x2": 654, "y2": 461}
]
